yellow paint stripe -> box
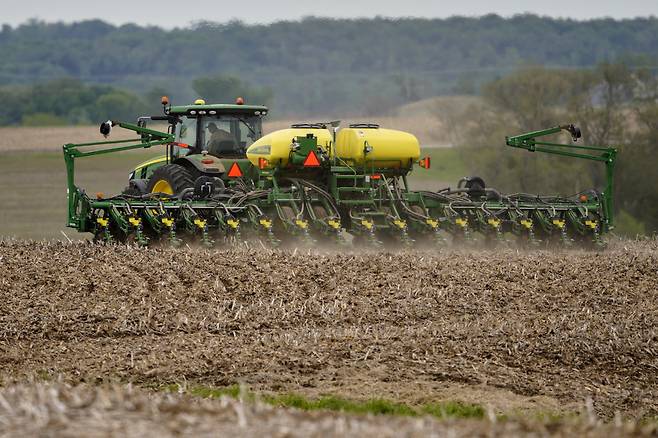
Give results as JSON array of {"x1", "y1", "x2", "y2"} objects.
[{"x1": 133, "y1": 155, "x2": 168, "y2": 172}]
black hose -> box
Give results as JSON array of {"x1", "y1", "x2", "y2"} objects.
[{"x1": 286, "y1": 178, "x2": 341, "y2": 218}]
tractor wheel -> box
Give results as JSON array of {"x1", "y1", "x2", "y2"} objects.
[
  {"x1": 146, "y1": 164, "x2": 194, "y2": 196},
  {"x1": 312, "y1": 205, "x2": 330, "y2": 220},
  {"x1": 280, "y1": 205, "x2": 296, "y2": 221}
]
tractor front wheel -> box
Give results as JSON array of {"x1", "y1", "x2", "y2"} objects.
[{"x1": 146, "y1": 164, "x2": 194, "y2": 196}]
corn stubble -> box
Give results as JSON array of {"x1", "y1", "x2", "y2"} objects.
[{"x1": 0, "y1": 239, "x2": 656, "y2": 435}]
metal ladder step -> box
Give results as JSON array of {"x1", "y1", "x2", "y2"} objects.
[
  {"x1": 337, "y1": 187, "x2": 371, "y2": 192},
  {"x1": 334, "y1": 174, "x2": 368, "y2": 179}
]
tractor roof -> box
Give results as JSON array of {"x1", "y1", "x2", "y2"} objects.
[{"x1": 169, "y1": 103, "x2": 268, "y2": 116}]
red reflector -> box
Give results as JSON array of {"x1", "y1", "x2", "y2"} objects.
[
  {"x1": 258, "y1": 157, "x2": 268, "y2": 169},
  {"x1": 419, "y1": 156, "x2": 431, "y2": 169},
  {"x1": 227, "y1": 162, "x2": 243, "y2": 178},
  {"x1": 303, "y1": 150, "x2": 321, "y2": 167},
  {"x1": 201, "y1": 158, "x2": 213, "y2": 164},
  {"x1": 579, "y1": 194, "x2": 588, "y2": 202},
  {"x1": 371, "y1": 174, "x2": 381, "y2": 180},
  {"x1": 174, "y1": 142, "x2": 189, "y2": 149}
]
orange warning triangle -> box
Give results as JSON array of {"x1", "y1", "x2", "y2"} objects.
[
  {"x1": 227, "y1": 162, "x2": 243, "y2": 178},
  {"x1": 303, "y1": 150, "x2": 321, "y2": 167}
]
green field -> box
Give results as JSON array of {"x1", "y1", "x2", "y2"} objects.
[
  {"x1": 0, "y1": 148, "x2": 466, "y2": 240},
  {"x1": 408, "y1": 147, "x2": 466, "y2": 189},
  {"x1": 1, "y1": 151, "x2": 158, "y2": 240}
]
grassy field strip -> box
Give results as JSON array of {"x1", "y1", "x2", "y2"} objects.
[
  {"x1": 0, "y1": 150, "x2": 159, "y2": 239},
  {"x1": 163, "y1": 384, "x2": 487, "y2": 420},
  {"x1": 162, "y1": 384, "x2": 658, "y2": 427}
]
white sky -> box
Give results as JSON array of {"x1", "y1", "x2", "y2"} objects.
[{"x1": 1, "y1": 0, "x2": 656, "y2": 27}]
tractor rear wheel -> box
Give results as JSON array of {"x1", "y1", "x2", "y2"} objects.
[{"x1": 146, "y1": 164, "x2": 194, "y2": 196}]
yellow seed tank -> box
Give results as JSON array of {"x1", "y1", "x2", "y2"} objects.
[
  {"x1": 334, "y1": 127, "x2": 420, "y2": 169},
  {"x1": 246, "y1": 128, "x2": 332, "y2": 168}
]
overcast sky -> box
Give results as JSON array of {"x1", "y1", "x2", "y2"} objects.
[{"x1": 1, "y1": 0, "x2": 656, "y2": 28}]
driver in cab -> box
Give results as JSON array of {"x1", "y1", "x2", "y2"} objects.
[{"x1": 207, "y1": 122, "x2": 237, "y2": 156}]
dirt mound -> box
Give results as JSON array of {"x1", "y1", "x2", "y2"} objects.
[
  {"x1": 0, "y1": 240, "x2": 656, "y2": 419},
  {"x1": 0, "y1": 383, "x2": 654, "y2": 437}
]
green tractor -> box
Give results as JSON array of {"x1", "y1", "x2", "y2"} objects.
[
  {"x1": 119, "y1": 97, "x2": 266, "y2": 198},
  {"x1": 63, "y1": 96, "x2": 618, "y2": 248}
]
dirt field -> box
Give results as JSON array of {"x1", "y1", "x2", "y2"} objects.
[
  {"x1": 1, "y1": 240, "x2": 656, "y2": 426},
  {"x1": 0, "y1": 382, "x2": 654, "y2": 437},
  {"x1": 0, "y1": 125, "x2": 139, "y2": 152}
]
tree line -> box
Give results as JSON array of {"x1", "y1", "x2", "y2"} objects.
[
  {"x1": 0, "y1": 75, "x2": 270, "y2": 126},
  {"x1": 1, "y1": 16, "x2": 657, "y2": 113}
]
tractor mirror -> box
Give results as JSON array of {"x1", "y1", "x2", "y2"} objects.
[
  {"x1": 100, "y1": 120, "x2": 113, "y2": 138},
  {"x1": 571, "y1": 126, "x2": 582, "y2": 141},
  {"x1": 564, "y1": 124, "x2": 582, "y2": 142}
]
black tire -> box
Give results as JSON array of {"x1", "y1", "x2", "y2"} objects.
[
  {"x1": 280, "y1": 205, "x2": 296, "y2": 221},
  {"x1": 465, "y1": 176, "x2": 486, "y2": 199},
  {"x1": 146, "y1": 164, "x2": 194, "y2": 196},
  {"x1": 312, "y1": 205, "x2": 329, "y2": 220}
]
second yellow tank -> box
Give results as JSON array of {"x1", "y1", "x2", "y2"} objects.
[{"x1": 334, "y1": 127, "x2": 420, "y2": 169}]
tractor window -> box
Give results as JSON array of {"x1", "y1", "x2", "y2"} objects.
[
  {"x1": 174, "y1": 117, "x2": 197, "y2": 157},
  {"x1": 204, "y1": 119, "x2": 238, "y2": 157},
  {"x1": 200, "y1": 116, "x2": 262, "y2": 158}
]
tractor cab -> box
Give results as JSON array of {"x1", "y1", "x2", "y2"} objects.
[
  {"x1": 127, "y1": 98, "x2": 268, "y2": 188},
  {"x1": 167, "y1": 99, "x2": 267, "y2": 159}
]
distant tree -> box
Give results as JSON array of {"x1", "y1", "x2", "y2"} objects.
[
  {"x1": 393, "y1": 74, "x2": 421, "y2": 103},
  {"x1": 91, "y1": 91, "x2": 147, "y2": 122},
  {"x1": 144, "y1": 86, "x2": 171, "y2": 114},
  {"x1": 482, "y1": 67, "x2": 578, "y2": 132},
  {"x1": 617, "y1": 75, "x2": 658, "y2": 234},
  {"x1": 192, "y1": 75, "x2": 272, "y2": 106},
  {"x1": 0, "y1": 79, "x2": 148, "y2": 126},
  {"x1": 0, "y1": 86, "x2": 29, "y2": 125},
  {"x1": 21, "y1": 113, "x2": 68, "y2": 126},
  {"x1": 568, "y1": 62, "x2": 634, "y2": 146}
]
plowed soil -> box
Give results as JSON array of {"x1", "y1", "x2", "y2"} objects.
[{"x1": 0, "y1": 240, "x2": 656, "y2": 423}]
